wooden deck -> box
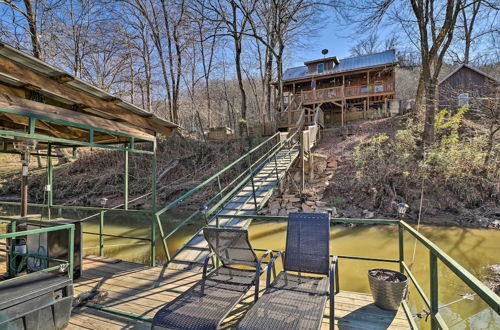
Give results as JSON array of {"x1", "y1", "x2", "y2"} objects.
[{"x1": 68, "y1": 258, "x2": 412, "y2": 329}]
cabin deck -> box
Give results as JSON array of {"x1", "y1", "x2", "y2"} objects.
[{"x1": 68, "y1": 258, "x2": 411, "y2": 329}]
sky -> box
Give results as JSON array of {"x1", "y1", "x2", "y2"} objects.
[{"x1": 289, "y1": 19, "x2": 394, "y2": 68}]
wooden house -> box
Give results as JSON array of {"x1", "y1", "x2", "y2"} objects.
[
  {"x1": 438, "y1": 64, "x2": 499, "y2": 112},
  {"x1": 278, "y1": 50, "x2": 398, "y2": 129}
]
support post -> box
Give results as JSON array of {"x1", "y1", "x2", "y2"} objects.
[
  {"x1": 124, "y1": 145, "x2": 129, "y2": 210},
  {"x1": 155, "y1": 214, "x2": 170, "y2": 263},
  {"x1": 20, "y1": 153, "x2": 28, "y2": 217},
  {"x1": 309, "y1": 152, "x2": 314, "y2": 182},
  {"x1": 430, "y1": 252, "x2": 439, "y2": 330},
  {"x1": 151, "y1": 216, "x2": 156, "y2": 266},
  {"x1": 300, "y1": 132, "x2": 305, "y2": 192},
  {"x1": 68, "y1": 225, "x2": 75, "y2": 280},
  {"x1": 399, "y1": 223, "x2": 404, "y2": 273},
  {"x1": 151, "y1": 142, "x2": 157, "y2": 212},
  {"x1": 47, "y1": 144, "x2": 53, "y2": 219},
  {"x1": 99, "y1": 211, "x2": 104, "y2": 257}
]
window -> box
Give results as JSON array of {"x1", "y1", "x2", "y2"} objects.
[
  {"x1": 375, "y1": 84, "x2": 384, "y2": 92},
  {"x1": 317, "y1": 63, "x2": 324, "y2": 74},
  {"x1": 458, "y1": 93, "x2": 469, "y2": 106}
]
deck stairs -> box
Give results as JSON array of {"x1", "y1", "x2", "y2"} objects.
[{"x1": 166, "y1": 136, "x2": 300, "y2": 271}]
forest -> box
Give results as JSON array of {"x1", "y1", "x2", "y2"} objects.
[{"x1": 0, "y1": 0, "x2": 497, "y2": 140}]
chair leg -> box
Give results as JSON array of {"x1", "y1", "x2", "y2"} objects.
[{"x1": 335, "y1": 261, "x2": 340, "y2": 294}]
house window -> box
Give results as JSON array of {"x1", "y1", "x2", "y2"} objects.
[
  {"x1": 317, "y1": 63, "x2": 324, "y2": 74},
  {"x1": 375, "y1": 84, "x2": 384, "y2": 92},
  {"x1": 458, "y1": 93, "x2": 469, "y2": 106}
]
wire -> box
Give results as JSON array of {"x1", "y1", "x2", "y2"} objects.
[{"x1": 410, "y1": 177, "x2": 425, "y2": 269}]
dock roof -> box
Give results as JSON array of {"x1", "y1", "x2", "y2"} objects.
[{"x1": 0, "y1": 42, "x2": 178, "y2": 142}]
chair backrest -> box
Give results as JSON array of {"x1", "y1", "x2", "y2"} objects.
[
  {"x1": 284, "y1": 212, "x2": 330, "y2": 275},
  {"x1": 203, "y1": 227, "x2": 258, "y2": 268}
]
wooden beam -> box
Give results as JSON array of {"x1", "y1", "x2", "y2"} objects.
[
  {"x1": 0, "y1": 93, "x2": 154, "y2": 139},
  {"x1": 0, "y1": 56, "x2": 173, "y2": 136}
]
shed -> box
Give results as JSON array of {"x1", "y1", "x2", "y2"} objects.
[{"x1": 438, "y1": 64, "x2": 499, "y2": 111}]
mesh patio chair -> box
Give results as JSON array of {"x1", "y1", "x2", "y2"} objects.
[
  {"x1": 237, "y1": 212, "x2": 338, "y2": 330},
  {"x1": 152, "y1": 227, "x2": 271, "y2": 330}
]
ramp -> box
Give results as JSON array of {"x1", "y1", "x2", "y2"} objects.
[{"x1": 167, "y1": 143, "x2": 299, "y2": 270}]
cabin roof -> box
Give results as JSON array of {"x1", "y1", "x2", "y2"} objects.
[
  {"x1": 283, "y1": 50, "x2": 398, "y2": 82},
  {"x1": 439, "y1": 63, "x2": 499, "y2": 85},
  {"x1": 0, "y1": 42, "x2": 178, "y2": 138}
]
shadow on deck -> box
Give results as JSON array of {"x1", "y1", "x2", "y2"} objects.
[{"x1": 68, "y1": 258, "x2": 411, "y2": 329}]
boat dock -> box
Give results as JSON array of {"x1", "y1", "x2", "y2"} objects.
[{"x1": 68, "y1": 258, "x2": 411, "y2": 329}]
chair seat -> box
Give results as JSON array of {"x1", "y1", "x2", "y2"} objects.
[
  {"x1": 153, "y1": 267, "x2": 256, "y2": 330},
  {"x1": 237, "y1": 272, "x2": 329, "y2": 330}
]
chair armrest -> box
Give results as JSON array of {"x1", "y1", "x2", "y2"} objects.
[
  {"x1": 329, "y1": 256, "x2": 338, "y2": 294},
  {"x1": 253, "y1": 250, "x2": 273, "y2": 302},
  {"x1": 203, "y1": 252, "x2": 215, "y2": 279},
  {"x1": 266, "y1": 251, "x2": 284, "y2": 289}
]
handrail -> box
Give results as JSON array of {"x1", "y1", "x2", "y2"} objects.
[
  {"x1": 216, "y1": 214, "x2": 500, "y2": 327},
  {"x1": 155, "y1": 132, "x2": 280, "y2": 216}
]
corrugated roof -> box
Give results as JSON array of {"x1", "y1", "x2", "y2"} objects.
[
  {"x1": 283, "y1": 50, "x2": 398, "y2": 81},
  {"x1": 0, "y1": 42, "x2": 178, "y2": 132}
]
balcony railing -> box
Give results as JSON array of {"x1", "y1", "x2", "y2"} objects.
[{"x1": 292, "y1": 82, "x2": 394, "y2": 105}]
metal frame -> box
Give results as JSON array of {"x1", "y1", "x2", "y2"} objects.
[
  {"x1": 0, "y1": 107, "x2": 156, "y2": 154},
  {"x1": 0, "y1": 217, "x2": 75, "y2": 280}
]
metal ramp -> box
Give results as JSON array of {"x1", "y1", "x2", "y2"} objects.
[{"x1": 167, "y1": 145, "x2": 299, "y2": 270}]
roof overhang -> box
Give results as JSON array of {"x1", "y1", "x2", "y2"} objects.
[{"x1": 0, "y1": 42, "x2": 179, "y2": 141}]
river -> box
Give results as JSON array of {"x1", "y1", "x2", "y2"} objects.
[{"x1": 1, "y1": 205, "x2": 499, "y2": 328}]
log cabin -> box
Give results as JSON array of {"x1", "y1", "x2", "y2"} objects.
[
  {"x1": 278, "y1": 50, "x2": 398, "y2": 129},
  {"x1": 438, "y1": 64, "x2": 499, "y2": 113}
]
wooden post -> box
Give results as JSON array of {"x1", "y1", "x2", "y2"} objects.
[
  {"x1": 363, "y1": 99, "x2": 367, "y2": 119},
  {"x1": 384, "y1": 97, "x2": 388, "y2": 117}
]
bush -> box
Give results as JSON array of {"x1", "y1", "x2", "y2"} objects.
[{"x1": 352, "y1": 108, "x2": 498, "y2": 212}]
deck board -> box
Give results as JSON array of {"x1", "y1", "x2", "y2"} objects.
[{"x1": 67, "y1": 258, "x2": 412, "y2": 330}]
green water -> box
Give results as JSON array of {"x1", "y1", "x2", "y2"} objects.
[{"x1": 1, "y1": 205, "x2": 499, "y2": 329}]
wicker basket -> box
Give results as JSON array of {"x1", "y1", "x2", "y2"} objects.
[{"x1": 368, "y1": 268, "x2": 408, "y2": 311}]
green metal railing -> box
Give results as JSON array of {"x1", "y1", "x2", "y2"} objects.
[
  {"x1": 0, "y1": 216, "x2": 75, "y2": 281},
  {"x1": 153, "y1": 131, "x2": 301, "y2": 262},
  {"x1": 216, "y1": 214, "x2": 500, "y2": 330}
]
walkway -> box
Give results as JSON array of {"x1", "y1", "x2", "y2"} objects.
[{"x1": 167, "y1": 144, "x2": 300, "y2": 271}]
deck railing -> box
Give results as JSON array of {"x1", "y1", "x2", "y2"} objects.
[
  {"x1": 0, "y1": 216, "x2": 75, "y2": 280},
  {"x1": 215, "y1": 214, "x2": 500, "y2": 330},
  {"x1": 290, "y1": 82, "x2": 395, "y2": 105}
]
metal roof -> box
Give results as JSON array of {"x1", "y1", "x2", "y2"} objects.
[
  {"x1": 439, "y1": 64, "x2": 499, "y2": 85},
  {"x1": 283, "y1": 50, "x2": 398, "y2": 81},
  {"x1": 0, "y1": 42, "x2": 178, "y2": 131}
]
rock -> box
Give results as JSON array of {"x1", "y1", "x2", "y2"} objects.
[
  {"x1": 363, "y1": 210, "x2": 375, "y2": 219},
  {"x1": 269, "y1": 201, "x2": 280, "y2": 210},
  {"x1": 283, "y1": 194, "x2": 295, "y2": 198},
  {"x1": 293, "y1": 171, "x2": 301, "y2": 183},
  {"x1": 302, "y1": 203, "x2": 314, "y2": 213},
  {"x1": 315, "y1": 161, "x2": 327, "y2": 174},
  {"x1": 327, "y1": 155, "x2": 338, "y2": 163},
  {"x1": 278, "y1": 209, "x2": 288, "y2": 216},
  {"x1": 327, "y1": 160, "x2": 337, "y2": 168},
  {"x1": 289, "y1": 197, "x2": 301, "y2": 203},
  {"x1": 305, "y1": 201, "x2": 315, "y2": 206},
  {"x1": 270, "y1": 208, "x2": 279, "y2": 216},
  {"x1": 316, "y1": 201, "x2": 327, "y2": 207},
  {"x1": 287, "y1": 207, "x2": 299, "y2": 213},
  {"x1": 312, "y1": 153, "x2": 328, "y2": 160}
]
